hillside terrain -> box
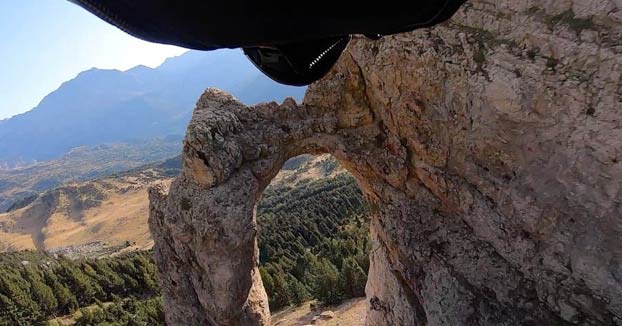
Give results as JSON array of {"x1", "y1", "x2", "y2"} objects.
[
  {"x1": 0, "y1": 138, "x2": 182, "y2": 213},
  {"x1": 0, "y1": 154, "x2": 360, "y2": 254},
  {"x1": 0, "y1": 154, "x2": 370, "y2": 325},
  {"x1": 0, "y1": 156, "x2": 181, "y2": 253}
]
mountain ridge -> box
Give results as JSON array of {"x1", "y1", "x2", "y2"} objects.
[
  {"x1": 0, "y1": 138, "x2": 183, "y2": 213},
  {"x1": 0, "y1": 49, "x2": 305, "y2": 168}
]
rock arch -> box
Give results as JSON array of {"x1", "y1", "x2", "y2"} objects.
[
  {"x1": 149, "y1": 2, "x2": 622, "y2": 324},
  {"x1": 148, "y1": 54, "x2": 395, "y2": 324}
]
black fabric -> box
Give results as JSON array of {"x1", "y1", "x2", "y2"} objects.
[
  {"x1": 69, "y1": 0, "x2": 468, "y2": 50},
  {"x1": 243, "y1": 36, "x2": 350, "y2": 86},
  {"x1": 69, "y1": 0, "x2": 467, "y2": 85}
]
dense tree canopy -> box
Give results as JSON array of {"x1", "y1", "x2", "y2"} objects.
[
  {"x1": 0, "y1": 159, "x2": 371, "y2": 324},
  {"x1": 257, "y1": 172, "x2": 370, "y2": 310},
  {"x1": 0, "y1": 251, "x2": 159, "y2": 325}
]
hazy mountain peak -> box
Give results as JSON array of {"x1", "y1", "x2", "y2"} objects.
[
  {"x1": 126, "y1": 64, "x2": 152, "y2": 72},
  {"x1": 0, "y1": 50, "x2": 306, "y2": 168}
]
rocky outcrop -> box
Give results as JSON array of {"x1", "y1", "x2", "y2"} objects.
[{"x1": 149, "y1": 0, "x2": 622, "y2": 325}]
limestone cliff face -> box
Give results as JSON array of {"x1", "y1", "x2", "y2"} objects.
[{"x1": 149, "y1": 1, "x2": 622, "y2": 325}]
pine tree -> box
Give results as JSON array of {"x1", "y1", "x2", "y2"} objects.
[
  {"x1": 269, "y1": 270, "x2": 292, "y2": 310},
  {"x1": 259, "y1": 267, "x2": 274, "y2": 298},
  {"x1": 43, "y1": 271, "x2": 79, "y2": 314},
  {"x1": 287, "y1": 276, "x2": 310, "y2": 306},
  {"x1": 0, "y1": 293, "x2": 19, "y2": 326},
  {"x1": 311, "y1": 258, "x2": 342, "y2": 305},
  {"x1": 22, "y1": 267, "x2": 58, "y2": 318},
  {"x1": 341, "y1": 257, "x2": 367, "y2": 298}
]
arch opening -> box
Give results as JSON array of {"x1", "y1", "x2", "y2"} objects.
[{"x1": 255, "y1": 154, "x2": 371, "y2": 322}]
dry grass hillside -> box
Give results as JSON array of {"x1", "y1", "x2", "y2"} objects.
[
  {"x1": 271, "y1": 154, "x2": 346, "y2": 186},
  {"x1": 0, "y1": 154, "x2": 342, "y2": 255},
  {"x1": 0, "y1": 157, "x2": 181, "y2": 254}
]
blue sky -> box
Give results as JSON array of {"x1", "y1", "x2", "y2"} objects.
[{"x1": 0, "y1": 1, "x2": 188, "y2": 120}]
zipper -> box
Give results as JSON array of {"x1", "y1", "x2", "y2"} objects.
[{"x1": 308, "y1": 37, "x2": 347, "y2": 69}]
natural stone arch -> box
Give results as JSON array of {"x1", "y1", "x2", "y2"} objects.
[
  {"x1": 148, "y1": 56, "x2": 390, "y2": 324},
  {"x1": 149, "y1": 3, "x2": 622, "y2": 323}
]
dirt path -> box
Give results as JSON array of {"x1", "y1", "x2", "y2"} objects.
[{"x1": 272, "y1": 297, "x2": 366, "y2": 326}]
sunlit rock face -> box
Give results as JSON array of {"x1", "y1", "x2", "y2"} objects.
[{"x1": 149, "y1": 1, "x2": 622, "y2": 324}]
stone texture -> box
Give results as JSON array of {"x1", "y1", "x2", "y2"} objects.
[
  {"x1": 320, "y1": 311, "x2": 336, "y2": 319},
  {"x1": 149, "y1": 0, "x2": 622, "y2": 325}
]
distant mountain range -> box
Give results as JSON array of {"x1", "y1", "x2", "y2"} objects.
[{"x1": 0, "y1": 50, "x2": 306, "y2": 168}]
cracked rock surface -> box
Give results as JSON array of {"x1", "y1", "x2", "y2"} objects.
[{"x1": 150, "y1": 1, "x2": 622, "y2": 325}]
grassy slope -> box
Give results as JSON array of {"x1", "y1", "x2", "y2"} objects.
[{"x1": 0, "y1": 157, "x2": 181, "y2": 253}]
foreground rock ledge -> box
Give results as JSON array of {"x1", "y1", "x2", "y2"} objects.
[{"x1": 149, "y1": 1, "x2": 622, "y2": 325}]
